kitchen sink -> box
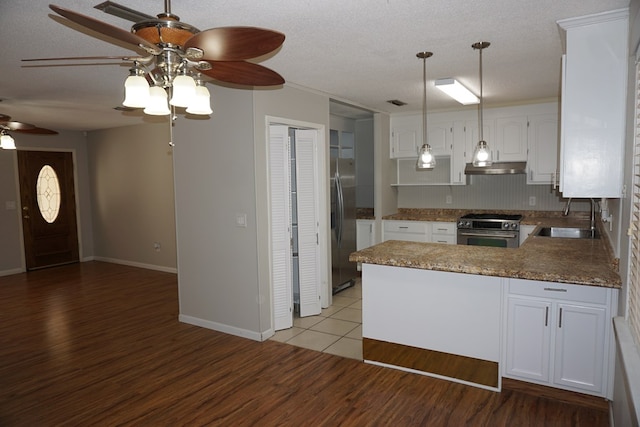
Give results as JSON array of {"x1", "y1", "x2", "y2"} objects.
[{"x1": 535, "y1": 227, "x2": 599, "y2": 239}]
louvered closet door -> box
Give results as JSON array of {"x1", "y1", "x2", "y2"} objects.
[
  {"x1": 269, "y1": 125, "x2": 293, "y2": 330},
  {"x1": 295, "y1": 129, "x2": 321, "y2": 317}
]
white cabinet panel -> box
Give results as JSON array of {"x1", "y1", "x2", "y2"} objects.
[
  {"x1": 390, "y1": 114, "x2": 421, "y2": 158},
  {"x1": 558, "y1": 10, "x2": 628, "y2": 197},
  {"x1": 553, "y1": 303, "x2": 606, "y2": 394},
  {"x1": 527, "y1": 114, "x2": 558, "y2": 184},
  {"x1": 356, "y1": 219, "x2": 375, "y2": 250},
  {"x1": 382, "y1": 220, "x2": 430, "y2": 242},
  {"x1": 505, "y1": 298, "x2": 552, "y2": 382},
  {"x1": 495, "y1": 116, "x2": 528, "y2": 162}
]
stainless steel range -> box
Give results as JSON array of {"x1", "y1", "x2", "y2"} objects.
[{"x1": 456, "y1": 213, "x2": 523, "y2": 248}]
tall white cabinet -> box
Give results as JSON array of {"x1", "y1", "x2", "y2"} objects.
[{"x1": 557, "y1": 9, "x2": 629, "y2": 198}]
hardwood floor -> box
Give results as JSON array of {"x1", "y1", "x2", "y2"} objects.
[{"x1": 0, "y1": 262, "x2": 608, "y2": 426}]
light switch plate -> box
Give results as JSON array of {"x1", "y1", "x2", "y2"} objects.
[{"x1": 236, "y1": 213, "x2": 247, "y2": 228}]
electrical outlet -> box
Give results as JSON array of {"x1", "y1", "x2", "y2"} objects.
[
  {"x1": 446, "y1": 195, "x2": 452, "y2": 204},
  {"x1": 529, "y1": 196, "x2": 536, "y2": 206},
  {"x1": 154, "y1": 242, "x2": 161, "y2": 252}
]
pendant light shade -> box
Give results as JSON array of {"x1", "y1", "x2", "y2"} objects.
[
  {"x1": 471, "y1": 41, "x2": 492, "y2": 167},
  {"x1": 169, "y1": 74, "x2": 197, "y2": 108},
  {"x1": 186, "y1": 84, "x2": 213, "y2": 115},
  {"x1": 416, "y1": 51, "x2": 436, "y2": 170},
  {"x1": 0, "y1": 134, "x2": 16, "y2": 150},
  {"x1": 144, "y1": 86, "x2": 171, "y2": 116}
]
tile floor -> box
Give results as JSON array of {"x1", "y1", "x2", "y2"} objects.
[{"x1": 270, "y1": 279, "x2": 363, "y2": 360}]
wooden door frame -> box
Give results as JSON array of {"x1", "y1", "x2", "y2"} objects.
[{"x1": 13, "y1": 147, "x2": 83, "y2": 271}]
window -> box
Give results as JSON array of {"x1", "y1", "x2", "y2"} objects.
[
  {"x1": 629, "y1": 63, "x2": 640, "y2": 346},
  {"x1": 36, "y1": 165, "x2": 61, "y2": 223}
]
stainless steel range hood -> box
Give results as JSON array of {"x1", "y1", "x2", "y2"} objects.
[{"x1": 464, "y1": 161, "x2": 527, "y2": 175}]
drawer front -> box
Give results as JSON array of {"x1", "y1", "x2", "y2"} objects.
[
  {"x1": 383, "y1": 220, "x2": 428, "y2": 234},
  {"x1": 431, "y1": 222, "x2": 456, "y2": 235},
  {"x1": 431, "y1": 234, "x2": 456, "y2": 244},
  {"x1": 383, "y1": 231, "x2": 428, "y2": 243},
  {"x1": 509, "y1": 278, "x2": 608, "y2": 305}
]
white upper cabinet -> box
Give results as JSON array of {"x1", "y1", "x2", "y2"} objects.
[
  {"x1": 557, "y1": 9, "x2": 628, "y2": 198},
  {"x1": 390, "y1": 114, "x2": 421, "y2": 158},
  {"x1": 390, "y1": 114, "x2": 452, "y2": 158},
  {"x1": 494, "y1": 116, "x2": 528, "y2": 162},
  {"x1": 527, "y1": 114, "x2": 559, "y2": 184}
]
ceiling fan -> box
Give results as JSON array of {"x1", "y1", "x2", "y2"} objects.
[
  {"x1": 0, "y1": 114, "x2": 59, "y2": 149},
  {"x1": 25, "y1": 1, "x2": 286, "y2": 115}
]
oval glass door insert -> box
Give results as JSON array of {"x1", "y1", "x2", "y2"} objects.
[{"x1": 36, "y1": 165, "x2": 61, "y2": 223}]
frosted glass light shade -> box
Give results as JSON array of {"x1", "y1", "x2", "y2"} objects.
[
  {"x1": 170, "y1": 75, "x2": 197, "y2": 107},
  {"x1": 144, "y1": 86, "x2": 171, "y2": 116},
  {"x1": 0, "y1": 134, "x2": 16, "y2": 150},
  {"x1": 472, "y1": 140, "x2": 492, "y2": 167},
  {"x1": 416, "y1": 144, "x2": 436, "y2": 169},
  {"x1": 434, "y1": 78, "x2": 479, "y2": 105},
  {"x1": 123, "y1": 74, "x2": 150, "y2": 108},
  {"x1": 186, "y1": 86, "x2": 213, "y2": 115}
]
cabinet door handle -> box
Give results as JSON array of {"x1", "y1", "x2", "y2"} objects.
[
  {"x1": 558, "y1": 308, "x2": 563, "y2": 328},
  {"x1": 545, "y1": 306, "x2": 549, "y2": 327}
]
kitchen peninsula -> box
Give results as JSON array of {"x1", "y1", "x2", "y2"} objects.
[{"x1": 349, "y1": 219, "x2": 621, "y2": 399}]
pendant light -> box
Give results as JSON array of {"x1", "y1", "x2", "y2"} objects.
[
  {"x1": 416, "y1": 51, "x2": 436, "y2": 170},
  {"x1": 471, "y1": 41, "x2": 492, "y2": 167}
]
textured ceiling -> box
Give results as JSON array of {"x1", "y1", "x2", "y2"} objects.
[{"x1": 0, "y1": 0, "x2": 630, "y2": 130}]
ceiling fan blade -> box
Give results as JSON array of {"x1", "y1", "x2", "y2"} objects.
[
  {"x1": 184, "y1": 27, "x2": 285, "y2": 61},
  {"x1": 49, "y1": 4, "x2": 161, "y2": 55},
  {"x1": 199, "y1": 61, "x2": 285, "y2": 86},
  {"x1": 12, "y1": 127, "x2": 59, "y2": 135},
  {"x1": 1, "y1": 121, "x2": 36, "y2": 131},
  {"x1": 22, "y1": 55, "x2": 145, "y2": 62}
]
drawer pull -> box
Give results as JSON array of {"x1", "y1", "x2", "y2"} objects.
[
  {"x1": 543, "y1": 287, "x2": 567, "y2": 292},
  {"x1": 399, "y1": 226, "x2": 409, "y2": 229}
]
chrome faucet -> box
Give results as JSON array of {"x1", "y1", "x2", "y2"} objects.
[{"x1": 562, "y1": 198, "x2": 572, "y2": 216}]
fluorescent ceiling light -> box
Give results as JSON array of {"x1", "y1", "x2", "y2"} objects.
[{"x1": 434, "y1": 78, "x2": 479, "y2": 105}]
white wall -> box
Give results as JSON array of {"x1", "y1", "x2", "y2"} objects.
[
  {"x1": 87, "y1": 122, "x2": 176, "y2": 272},
  {"x1": 0, "y1": 130, "x2": 94, "y2": 275}
]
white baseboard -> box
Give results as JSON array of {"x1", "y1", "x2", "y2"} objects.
[
  {"x1": 179, "y1": 314, "x2": 263, "y2": 342},
  {"x1": 93, "y1": 256, "x2": 177, "y2": 274},
  {"x1": 0, "y1": 267, "x2": 25, "y2": 277}
]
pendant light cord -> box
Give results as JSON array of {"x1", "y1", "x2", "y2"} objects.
[
  {"x1": 422, "y1": 55, "x2": 428, "y2": 147},
  {"x1": 478, "y1": 45, "x2": 484, "y2": 142}
]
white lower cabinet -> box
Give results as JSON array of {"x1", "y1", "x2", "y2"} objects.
[
  {"x1": 504, "y1": 278, "x2": 616, "y2": 398},
  {"x1": 356, "y1": 219, "x2": 376, "y2": 250},
  {"x1": 382, "y1": 220, "x2": 456, "y2": 244}
]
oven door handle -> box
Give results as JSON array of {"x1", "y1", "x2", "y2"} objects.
[{"x1": 458, "y1": 231, "x2": 518, "y2": 239}]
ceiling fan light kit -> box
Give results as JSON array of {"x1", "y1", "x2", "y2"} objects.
[
  {"x1": 36, "y1": 2, "x2": 286, "y2": 119},
  {"x1": 434, "y1": 78, "x2": 479, "y2": 105},
  {"x1": 0, "y1": 134, "x2": 16, "y2": 150}
]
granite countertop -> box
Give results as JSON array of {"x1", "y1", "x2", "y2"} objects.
[{"x1": 351, "y1": 209, "x2": 621, "y2": 289}]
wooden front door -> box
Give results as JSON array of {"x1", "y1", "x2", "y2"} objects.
[{"x1": 17, "y1": 151, "x2": 79, "y2": 270}]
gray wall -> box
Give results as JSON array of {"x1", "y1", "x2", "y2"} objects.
[
  {"x1": 0, "y1": 130, "x2": 94, "y2": 275},
  {"x1": 87, "y1": 122, "x2": 177, "y2": 271},
  {"x1": 173, "y1": 84, "x2": 330, "y2": 339}
]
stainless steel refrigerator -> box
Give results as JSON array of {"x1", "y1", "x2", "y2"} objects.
[{"x1": 330, "y1": 157, "x2": 357, "y2": 294}]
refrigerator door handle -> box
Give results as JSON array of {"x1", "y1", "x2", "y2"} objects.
[{"x1": 336, "y1": 172, "x2": 344, "y2": 247}]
